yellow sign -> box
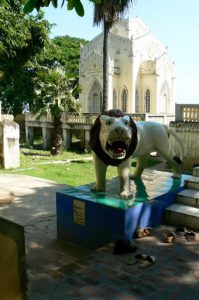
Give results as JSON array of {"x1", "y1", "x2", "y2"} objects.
[{"x1": 73, "y1": 200, "x2": 85, "y2": 226}]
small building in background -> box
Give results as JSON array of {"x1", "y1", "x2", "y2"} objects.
[{"x1": 79, "y1": 17, "x2": 175, "y2": 114}]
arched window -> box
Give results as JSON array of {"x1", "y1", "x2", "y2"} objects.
[
  {"x1": 145, "y1": 89, "x2": 150, "y2": 113},
  {"x1": 121, "y1": 89, "x2": 127, "y2": 112},
  {"x1": 87, "y1": 80, "x2": 102, "y2": 113},
  {"x1": 160, "y1": 81, "x2": 170, "y2": 113},
  {"x1": 113, "y1": 89, "x2": 117, "y2": 109},
  {"x1": 135, "y1": 89, "x2": 139, "y2": 113},
  {"x1": 93, "y1": 93, "x2": 101, "y2": 113},
  {"x1": 160, "y1": 93, "x2": 167, "y2": 113}
]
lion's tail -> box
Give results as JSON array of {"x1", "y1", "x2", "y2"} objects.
[{"x1": 166, "y1": 126, "x2": 184, "y2": 162}]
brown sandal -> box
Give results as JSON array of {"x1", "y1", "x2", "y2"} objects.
[
  {"x1": 136, "y1": 227, "x2": 152, "y2": 238},
  {"x1": 163, "y1": 232, "x2": 176, "y2": 243}
]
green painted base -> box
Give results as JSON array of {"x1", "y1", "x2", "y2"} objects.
[{"x1": 65, "y1": 170, "x2": 189, "y2": 209}]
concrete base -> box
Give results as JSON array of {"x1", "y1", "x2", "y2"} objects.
[{"x1": 56, "y1": 170, "x2": 191, "y2": 249}]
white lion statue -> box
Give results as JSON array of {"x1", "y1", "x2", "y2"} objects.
[{"x1": 90, "y1": 109, "x2": 184, "y2": 199}]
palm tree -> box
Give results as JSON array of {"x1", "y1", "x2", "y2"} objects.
[
  {"x1": 33, "y1": 66, "x2": 79, "y2": 155},
  {"x1": 93, "y1": 0, "x2": 134, "y2": 112}
]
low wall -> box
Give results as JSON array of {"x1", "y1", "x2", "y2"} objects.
[
  {"x1": 170, "y1": 121, "x2": 199, "y2": 171},
  {"x1": 0, "y1": 119, "x2": 20, "y2": 169}
]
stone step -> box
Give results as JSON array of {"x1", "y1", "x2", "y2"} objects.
[
  {"x1": 165, "y1": 203, "x2": 199, "y2": 231},
  {"x1": 184, "y1": 176, "x2": 199, "y2": 190},
  {"x1": 193, "y1": 166, "x2": 199, "y2": 177},
  {"x1": 176, "y1": 189, "x2": 199, "y2": 207}
]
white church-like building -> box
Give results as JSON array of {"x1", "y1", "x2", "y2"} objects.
[{"x1": 79, "y1": 17, "x2": 175, "y2": 114}]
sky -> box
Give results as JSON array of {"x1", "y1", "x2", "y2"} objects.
[{"x1": 41, "y1": 0, "x2": 199, "y2": 104}]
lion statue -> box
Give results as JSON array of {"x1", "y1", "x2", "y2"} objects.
[{"x1": 90, "y1": 109, "x2": 184, "y2": 199}]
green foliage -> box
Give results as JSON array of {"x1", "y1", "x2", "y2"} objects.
[
  {"x1": 33, "y1": 66, "x2": 79, "y2": 119},
  {"x1": 0, "y1": 64, "x2": 36, "y2": 115},
  {"x1": 93, "y1": 0, "x2": 133, "y2": 28},
  {"x1": 0, "y1": 2, "x2": 50, "y2": 78},
  {"x1": 37, "y1": 35, "x2": 87, "y2": 79},
  {"x1": 0, "y1": 3, "x2": 86, "y2": 116},
  {"x1": 33, "y1": 66, "x2": 80, "y2": 153},
  {"x1": 23, "y1": 0, "x2": 102, "y2": 16},
  {"x1": 0, "y1": 0, "x2": 50, "y2": 115}
]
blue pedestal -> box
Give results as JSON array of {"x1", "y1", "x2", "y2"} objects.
[{"x1": 56, "y1": 171, "x2": 190, "y2": 249}]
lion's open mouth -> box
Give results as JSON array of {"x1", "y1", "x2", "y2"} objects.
[{"x1": 106, "y1": 138, "x2": 130, "y2": 159}]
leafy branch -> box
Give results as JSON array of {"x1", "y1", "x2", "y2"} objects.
[{"x1": 23, "y1": 0, "x2": 102, "y2": 16}]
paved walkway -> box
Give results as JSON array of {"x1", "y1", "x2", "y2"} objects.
[{"x1": 0, "y1": 173, "x2": 199, "y2": 300}]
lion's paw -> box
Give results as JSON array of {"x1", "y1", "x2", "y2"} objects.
[
  {"x1": 91, "y1": 185, "x2": 105, "y2": 193},
  {"x1": 120, "y1": 190, "x2": 133, "y2": 200},
  {"x1": 172, "y1": 172, "x2": 181, "y2": 178},
  {"x1": 129, "y1": 173, "x2": 140, "y2": 180}
]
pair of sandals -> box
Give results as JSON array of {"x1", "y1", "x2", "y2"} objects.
[
  {"x1": 126, "y1": 254, "x2": 156, "y2": 268},
  {"x1": 164, "y1": 227, "x2": 196, "y2": 243}
]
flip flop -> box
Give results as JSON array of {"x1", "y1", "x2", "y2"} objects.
[
  {"x1": 163, "y1": 232, "x2": 176, "y2": 243},
  {"x1": 136, "y1": 255, "x2": 156, "y2": 269},
  {"x1": 175, "y1": 227, "x2": 187, "y2": 238},
  {"x1": 136, "y1": 227, "x2": 152, "y2": 238},
  {"x1": 113, "y1": 239, "x2": 137, "y2": 255},
  {"x1": 185, "y1": 231, "x2": 196, "y2": 242},
  {"x1": 126, "y1": 254, "x2": 147, "y2": 265}
]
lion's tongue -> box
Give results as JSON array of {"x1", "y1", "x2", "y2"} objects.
[
  {"x1": 111, "y1": 141, "x2": 126, "y2": 152},
  {"x1": 109, "y1": 142, "x2": 126, "y2": 158},
  {"x1": 115, "y1": 147, "x2": 124, "y2": 153}
]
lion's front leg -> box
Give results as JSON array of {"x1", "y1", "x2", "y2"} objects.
[
  {"x1": 91, "y1": 153, "x2": 107, "y2": 192},
  {"x1": 130, "y1": 155, "x2": 148, "y2": 179},
  {"x1": 117, "y1": 157, "x2": 133, "y2": 199}
]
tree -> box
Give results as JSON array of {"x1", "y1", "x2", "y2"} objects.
[
  {"x1": 33, "y1": 66, "x2": 80, "y2": 154},
  {"x1": 23, "y1": 0, "x2": 102, "y2": 16},
  {"x1": 93, "y1": 0, "x2": 134, "y2": 112},
  {"x1": 0, "y1": 0, "x2": 51, "y2": 115},
  {"x1": 37, "y1": 35, "x2": 87, "y2": 80},
  {"x1": 0, "y1": 1, "x2": 50, "y2": 79}
]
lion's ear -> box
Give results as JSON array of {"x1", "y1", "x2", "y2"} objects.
[
  {"x1": 123, "y1": 115, "x2": 130, "y2": 122},
  {"x1": 100, "y1": 115, "x2": 111, "y2": 124}
]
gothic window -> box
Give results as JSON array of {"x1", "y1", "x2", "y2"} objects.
[
  {"x1": 135, "y1": 89, "x2": 139, "y2": 113},
  {"x1": 145, "y1": 89, "x2": 150, "y2": 113},
  {"x1": 113, "y1": 89, "x2": 117, "y2": 109},
  {"x1": 113, "y1": 60, "x2": 120, "y2": 74},
  {"x1": 93, "y1": 93, "x2": 101, "y2": 113},
  {"x1": 88, "y1": 80, "x2": 102, "y2": 113},
  {"x1": 160, "y1": 93, "x2": 167, "y2": 113},
  {"x1": 160, "y1": 81, "x2": 170, "y2": 113},
  {"x1": 121, "y1": 89, "x2": 127, "y2": 112}
]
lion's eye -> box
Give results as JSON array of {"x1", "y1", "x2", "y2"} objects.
[
  {"x1": 106, "y1": 120, "x2": 112, "y2": 126},
  {"x1": 123, "y1": 120, "x2": 129, "y2": 126}
]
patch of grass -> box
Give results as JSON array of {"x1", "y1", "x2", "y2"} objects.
[
  {"x1": 1, "y1": 147, "x2": 162, "y2": 186},
  {"x1": 11, "y1": 161, "x2": 118, "y2": 186},
  {"x1": 20, "y1": 148, "x2": 91, "y2": 167}
]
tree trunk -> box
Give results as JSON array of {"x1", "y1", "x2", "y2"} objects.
[
  {"x1": 51, "y1": 114, "x2": 63, "y2": 155},
  {"x1": 102, "y1": 21, "x2": 109, "y2": 113}
]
